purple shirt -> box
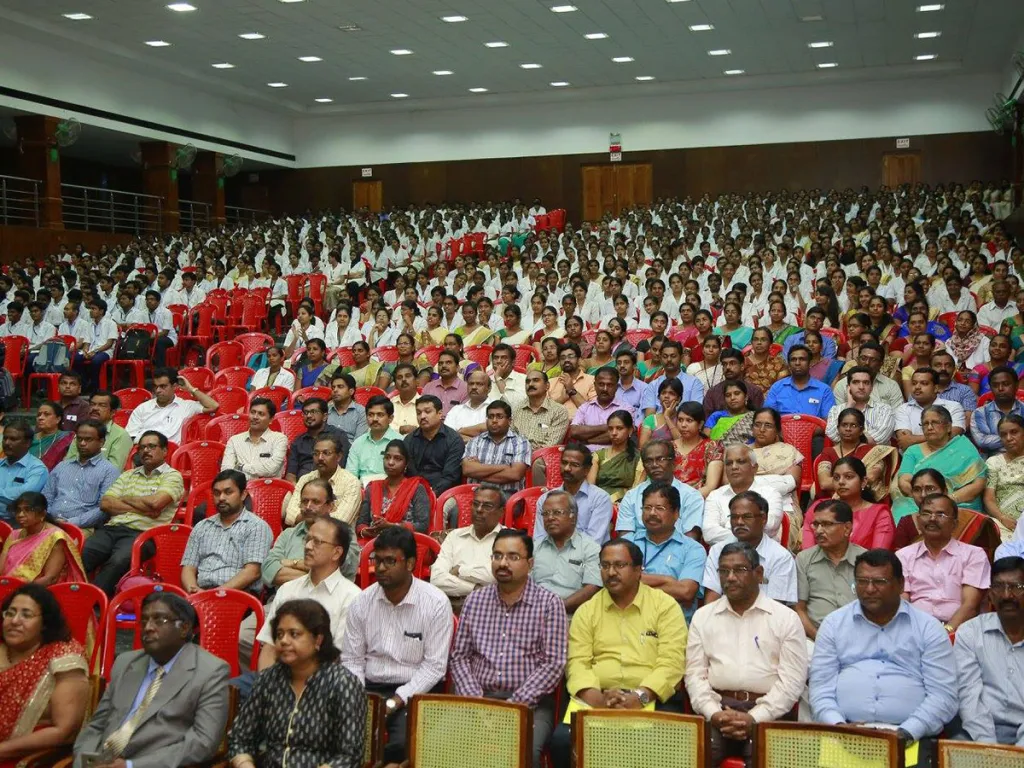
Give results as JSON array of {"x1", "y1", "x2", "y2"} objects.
[
  {"x1": 449, "y1": 579, "x2": 567, "y2": 706},
  {"x1": 616, "y1": 379, "x2": 647, "y2": 422},
  {"x1": 421, "y1": 376, "x2": 469, "y2": 417},
  {"x1": 571, "y1": 398, "x2": 626, "y2": 450},
  {"x1": 896, "y1": 539, "x2": 991, "y2": 622}
]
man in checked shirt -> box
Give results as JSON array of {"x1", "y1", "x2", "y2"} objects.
[{"x1": 449, "y1": 529, "x2": 568, "y2": 768}]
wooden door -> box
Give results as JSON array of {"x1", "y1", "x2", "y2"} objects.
[
  {"x1": 352, "y1": 180, "x2": 383, "y2": 213},
  {"x1": 882, "y1": 153, "x2": 921, "y2": 188},
  {"x1": 581, "y1": 163, "x2": 653, "y2": 220}
]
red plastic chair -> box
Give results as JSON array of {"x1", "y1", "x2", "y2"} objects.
[
  {"x1": 285, "y1": 274, "x2": 309, "y2": 318},
  {"x1": 55, "y1": 521, "x2": 85, "y2": 551},
  {"x1": 24, "y1": 335, "x2": 76, "y2": 406},
  {"x1": 0, "y1": 336, "x2": 29, "y2": 391},
  {"x1": 205, "y1": 413, "x2": 249, "y2": 443},
  {"x1": 214, "y1": 365, "x2": 254, "y2": 389},
  {"x1": 246, "y1": 478, "x2": 294, "y2": 540},
  {"x1": 533, "y1": 213, "x2": 551, "y2": 231},
  {"x1": 464, "y1": 345, "x2": 494, "y2": 368},
  {"x1": 354, "y1": 386, "x2": 387, "y2": 407},
  {"x1": 178, "y1": 366, "x2": 215, "y2": 391},
  {"x1": 113, "y1": 387, "x2": 153, "y2": 411},
  {"x1": 780, "y1": 415, "x2": 830, "y2": 494},
  {"x1": 101, "y1": 582, "x2": 188, "y2": 679},
  {"x1": 358, "y1": 533, "x2": 441, "y2": 589},
  {"x1": 249, "y1": 385, "x2": 292, "y2": 411},
  {"x1": 183, "y1": 481, "x2": 215, "y2": 525},
  {"x1": 209, "y1": 385, "x2": 249, "y2": 415},
  {"x1": 374, "y1": 346, "x2": 400, "y2": 363},
  {"x1": 48, "y1": 582, "x2": 107, "y2": 672},
  {"x1": 939, "y1": 312, "x2": 958, "y2": 331},
  {"x1": 308, "y1": 274, "x2": 327, "y2": 318},
  {"x1": 223, "y1": 296, "x2": 269, "y2": 339},
  {"x1": 181, "y1": 412, "x2": 213, "y2": 444},
  {"x1": 416, "y1": 345, "x2": 443, "y2": 367},
  {"x1": 270, "y1": 409, "x2": 306, "y2": 443},
  {"x1": 431, "y1": 484, "x2": 479, "y2": 532},
  {"x1": 171, "y1": 441, "x2": 227, "y2": 494},
  {"x1": 128, "y1": 523, "x2": 192, "y2": 587},
  {"x1": 205, "y1": 340, "x2": 245, "y2": 372},
  {"x1": 505, "y1": 487, "x2": 547, "y2": 533},
  {"x1": 530, "y1": 446, "x2": 565, "y2": 488},
  {"x1": 979, "y1": 325, "x2": 997, "y2": 338},
  {"x1": 108, "y1": 323, "x2": 157, "y2": 389},
  {"x1": 289, "y1": 386, "x2": 332, "y2": 409},
  {"x1": 112, "y1": 408, "x2": 132, "y2": 428},
  {"x1": 512, "y1": 344, "x2": 540, "y2": 372},
  {"x1": 548, "y1": 209, "x2": 566, "y2": 232},
  {"x1": 123, "y1": 440, "x2": 178, "y2": 471},
  {"x1": 581, "y1": 329, "x2": 599, "y2": 345},
  {"x1": 178, "y1": 304, "x2": 217, "y2": 359},
  {"x1": 0, "y1": 576, "x2": 26, "y2": 604},
  {"x1": 235, "y1": 332, "x2": 275, "y2": 361},
  {"x1": 625, "y1": 329, "x2": 653, "y2": 346},
  {"x1": 189, "y1": 588, "x2": 266, "y2": 676},
  {"x1": 326, "y1": 347, "x2": 355, "y2": 367},
  {"x1": 0, "y1": 521, "x2": 11, "y2": 543}
]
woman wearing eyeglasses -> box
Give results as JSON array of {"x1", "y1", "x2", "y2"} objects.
[
  {"x1": 0, "y1": 584, "x2": 88, "y2": 768},
  {"x1": 0, "y1": 492, "x2": 88, "y2": 586}
]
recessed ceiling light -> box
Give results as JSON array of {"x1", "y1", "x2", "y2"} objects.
[
  {"x1": 917, "y1": 4, "x2": 944, "y2": 11},
  {"x1": 484, "y1": 41, "x2": 509, "y2": 48},
  {"x1": 724, "y1": 69, "x2": 745, "y2": 75},
  {"x1": 315, "y1": 98, "x2": 333, "y2": 103},
  {"x1": 62, "y1": 12, "x2": 92, "y2": 20},
  {"x1": 145, "y1": 40, "x2": 171, "y2": 47},
  {"x1": 612, "y1": 56, "x2": 635, "y2": 63},
  {"x1": 800, "y1": 14, "x2": 824, "y2": 22},
  {"x1": 279, "y1": 0, "x2": 305, "y2": 3},
  {"x1": 915, "y1": 54, "x2": 938, "y2": 60},
  {"x1": 238, "y1": 32, "x2": 265, "y2": 40},
  {"x1": 211, "y1": 62, "x2": 235, "y2": 69},
  {"x1": 433, "y1": 70, "x2": 454, "y2": 75},
  {"x1": 915, "y1": 31, "x2": 941, "y2": 38},
  {"x1": 551, "y1": 5, "x2": 577, "y2": 12},
  {"x1": 338, "y1": 23, "x2": 362, "y2": 31},
  {"x1": 166, "y1": 3, "x2": 196, "y2": 11},
  {"x1": 267, "y1": 82, "x2": 288, "y2": 87},
  {"x1": 520, "y1": 63, "x2": 542, "y2": 69},
  {"x1": 816, "y1": 62, "x2": 838, "y2": 68},
  {"x1": 689, "y1": 24, "x2": 714, "y2": 31},
  {"x1": 665, "y1": 0, "x2": 692, "y2": 3},
  {"x1": 708, "y1": 49, "x2": 731, "y2": 56},
  {"x1": 298, "y1": 56, "x2": 322, "y2": 62},
  {"x1": 808, "y1": 41, "x2": 833, "y2": 48},
  {"x1": 584, "y1": 32, "x2": 609, "y2": 40},
  {"x1": 635, "y1": 75, "x2": 655, "y2": 81},
  {"x1": 469, "y1": 87, "x2": 489, "y2": 93},
  {"x1": 391, "y1": 93, "x2": 409, "y2": 98},
  {"x1": 390, "y1": 48, "x2": 413, "y2": 55},
  {"x1": 550, "y1": 81, "x2": 570, "y2": 87},
  {"x1": 349, "y1": 76, "x2": 367, "y2": 81},
  {"x1": 441, "y1": 15, "x2": 468, "y2": 22}
]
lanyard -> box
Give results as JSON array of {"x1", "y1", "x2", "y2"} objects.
[{"x1": 641, "y1": 537, "x2": 673, "y2": 569}]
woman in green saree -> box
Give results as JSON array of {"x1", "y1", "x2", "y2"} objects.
[
  {"x1": 587, "y1": 410, "x2": 643, "y2": 502},
  {"x1": 455, "y1": 300, "x2": 495, "y2": 347},
  {"x1": 636, "y1": 336, "x2": 665, "y2": 382},
  {"x1": 892, "y1": 404, "x2": 987, "y2": 522},
  {"x1": 703, "y1": 380, "x2": 754, "y2": 447},
  {"x1": 493, "y1": 304, "x2": 533, "y2": 345},
  {"x1": 584, "y1": 330, "x2": 617, "y2": 375},
  {"x1": 528, "y1": 336, "x2": 563, "y2": 380},
  {"x1": 713, "y1": 301, "x2": 753, "y2": 349}
]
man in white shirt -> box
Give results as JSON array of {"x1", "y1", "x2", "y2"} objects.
[
  {"x1": 221, "y1": 396, "x2": 289, "y2": 480},
  {"x1": 445, "y1": 368, "x2": 492, "y2": 441},
  {"x1": 0, "y1": 302, "x2": 28, "y2": 338},
  {"x1": 129, "y1": 291, "x2": 178, "y2": 367},
  {"x1": 71, "y1": 299, "x2": 119, "y2": 394},
  {"x1": 175, "y1": 270, "x2": 207, "y2": 309},
  {"x1": 894, "y1": 369, "x2": 965, "y2": 451},
  {"x1": 57, "y1": 301, "x2": 90, "y2": 347},
  {"x1": 703, "y1": 445, "x2": 785, "y2": 546},
  {"x1": 24, "y1": 301, "x2": 57, "y2": 356},
  {"x1": 976, "y1": 279, "x2": 1018, "y2": 330},
  {"x1": 429, "y1": 483, "x2": 505, "y2": 609},
  {"x1": 125, "y1": 367, "x2": 220, "y2": 445}
]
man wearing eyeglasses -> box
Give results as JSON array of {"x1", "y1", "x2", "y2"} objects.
[
  {"x1": 530, "y1": 490, "x2": 602, "y2": 614},
  {"x1": 430, "y1": 483, "x2": 505, "y2": 611},
  {"x1": 895, "y1": 493, "x2": 990, "y2": 633},
  {"x1": 952, "y1": 555, "x2": 1024, "y2": 747},
  {"x1": 810, "y1": 549, "x2": 958, "y2": 762}
]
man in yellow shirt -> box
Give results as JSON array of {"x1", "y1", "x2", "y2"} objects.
[
  {"x1": 549, "y1": 539, "x2": 688, "y2": 767},
  {"x1": 283, "y1": 434, "x2": 361, "y2": 527}
]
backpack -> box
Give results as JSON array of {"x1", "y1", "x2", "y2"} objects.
[
  {"x1": 117, "y1": 328, "x2": 153, "y2": 360},
  {"x1": 0, "y1": 368, "x2": 15, "y2": 410},
  {"x1": 32, "y1": 339, "x2": 71, "y2": 374},
  {"x1": 247, "y1": 351, "x2": 269, "y2": 372}
]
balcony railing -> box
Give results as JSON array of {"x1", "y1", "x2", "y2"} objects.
[
  {"x1": 226, "y1": 205, "x2": 270, "y2": 226},
  {"x1": 179, "y1": 199, "x2": 211, "y2": 231},
  {"x1": 0, "y1": 175, "x2": 41, "y2": 226},
  {"x1": 61, "y1": 184, "x2": 163, "y2": 235}
]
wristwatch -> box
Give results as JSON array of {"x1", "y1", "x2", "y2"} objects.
[{"x1": 632, "y1": 688, "x2": 652, "y2": 706}]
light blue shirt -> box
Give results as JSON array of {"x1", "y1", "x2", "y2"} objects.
[
  {"x1": 639, "y1": 372, "x2": 705, "y2": 413},
  {"x1": 615, "y1": 379, "x2": 648, "y2": 422},
  {"x1": 994, "y1": 538, "x2": 1024, "y2": 559},
  {"x1": 123, "y1": 646, "x2": 186, "y2": 768},
  {"x1": 810, "y1": 600, "x2": 958, "y2": 741},
  {"x1": 953, "y1": 612, "x2": 1024, "y2": 746},
  {"x1": 533, "y1": 482, "x2": 613, "y2": 545},
  {"x1": 764, "y1": 376, "x2": 836, "y2": 419},
  {"x1": 782, "y1": 331, "x2": 837, "y2": 360},
  {"x1": 628, "y1": 529, "x2": 706, "y2": 621},
  {"x1": 43, "y1": 454, "x2": 120, "y2": 529},
  {"x1": 615, "y1": 478, "x2": 703, "y2": 537},
  {"x1": 0, "y1": 454, "x2": 48, "y2": 523}
]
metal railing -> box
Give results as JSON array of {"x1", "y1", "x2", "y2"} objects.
[
  {"x1": 226, "y1": 205, "x2": 270, "y2": 226},
  {"x1": 0, "y1": 175, "x2": 41, "y2": 226},
  {"x1": 61, "y1": 184, "x2": 163, "y2": 235},
  {"x1": 179, "y1": 199, "x2": 211, "y2": 231}
]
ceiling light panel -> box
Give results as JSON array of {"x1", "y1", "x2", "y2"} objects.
[
  {"x1": 612, "y1": 56, "x2": 634, "y2": 63},
  {"x1": 390, "y1": 48, "x2": 413, "y2": 55},
  {"x1": 267, "y1": 82, "x2": 288, "y2": 87},
  {"x1": 298, "y1": 56, "x2": 322, "y2": 62},
  {"x1": 391, "y1": 93, "x2": 409, "y2": 98},
  {"x1": 145, "y1": 40, "x2": 171, "y2": 47},
  {"x1": 349, "y1": 76, "x2": 367, "y2": 81},
  {"x1": 63, "y1": 13, "x2": 92, "y2": 20},
  {"x1": 689, "y1": 24, "x2": 714, "y2": 32},
  {"x1": 915, "y1": 54, "x2": 937, "y2": 60},
  {"x1": 433, "y1": 70, "x2": 454, "y2": 75},
  {"x1": 550, "y1": 81, "x2": 570, "y2": 86},
  {"x1": 520, "y1": 63, "x2": 542, "y2": 69},
  {"x1": 708, "y1": 49, "x2": 731, "y2": 56},
  {"x1": 724, "y1": 69, "x2": 745, "y2": 75},
  {"x1": 469, "y1": 87, "x2": 488, "y2": 93},
  {"x1": 238, "y1": 32, "x2": 265, "y2": 40},
  {"x1": 808, "y1": 41, "x2": 833, "y2": 48},
  {"x1": 917, "y1": 4, "x2": 944, "y2": 11},
  {"x1": 315, "y1": 98, "x2": 333, "y2": 103},
  {"x1": 551, "y1": 5, "x2": 577, "y2": 13},
  {"x1": 816, "y1": 62, "x2": 838, "y2": 68},
  {"x1": 584, "y1": 32, "x2": 608, "y2": 40},
  {"x1": 484, "y1": 41, "x2": 508, "y2": 48},
  {"x1": 211, "y1": 62, "x2": 235, "y2": 68},
  {"x1": 915, "y1": 31, "x2": 941, "y2": 38},
  {"x1": 166, "y1": 3, "x2": 196, "y2": 11},
  {"x1": 635, "y1": 75, "x2": 655, "y2": 81},
  {"x1": 441, "y1": 15, "x2": 468, "y2": 22}
]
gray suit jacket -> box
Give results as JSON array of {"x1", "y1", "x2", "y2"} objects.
[{"x1": 73, "y1": 643, "x2": 230, "y2": 768}]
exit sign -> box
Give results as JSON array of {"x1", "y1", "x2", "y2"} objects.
[
  {"x1": 895, "y1": 138, "x2": 910, "y2": 149},
  {"x1": 361, "y1": 167, "x2": 372, "y2": 177}
]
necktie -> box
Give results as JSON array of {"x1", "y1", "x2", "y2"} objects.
[{"x1": 103, "y1": 667, "x2": 165, "y2": 757}]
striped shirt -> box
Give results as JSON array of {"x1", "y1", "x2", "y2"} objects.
[
  {"x1": 43, "y1": 454, "x2": 121, "y2": 529},
  {"x1": 102, "y1": 463, "x2": 184, "y2": 530},
  {"x1": 180, "y1": 510, "x2": 274, "y2": 591},
  {"x1": 464, "y1": 430, "x2": 532, "y2": 493},
  {"x1": 510, "y1": 398, "x2": 570, "y2": 450},
  {"x1": 449, "y1": 579, "x2": 567, "y2": 706},
  {"x1": 341, "y1": 578, "x2": 454, "y2": 702}
]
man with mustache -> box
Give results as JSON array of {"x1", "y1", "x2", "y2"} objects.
[{"x1": 895, "y1": 493, "x2": 990, "y2": 633}]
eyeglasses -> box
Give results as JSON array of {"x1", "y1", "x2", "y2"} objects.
[
  {"x1": 472, "y1": 501, "x2": 501, "y2": 511},
  {"x1": 599, "y1": 561, "x2": 635, "y2": 571},
  {"x1": 641, "y1": 504, "x2": 673, "y2": 515},
  {"x1": 989, "y1": 582, "x2": 1024, "y2": 595},
  {"x1": 540, "y1": 510, "x2": 571, "y2": 519},
  {"x1": 139, "y1": 615, "x2": 181, "y2": 628},
  {"x1": 644, "y1": 455, "x2": 673, "y2": 464},
  {"x1": 370, "y1": 555, "x2": 402, "y2": 568},
  {"x1": 918, "y1": 511, "x2": 954, "y2": 520},
  {"x1": 2, "y1": 609, "x2": 39, "y2": 621},
  {"x1": 305, "y1": 535, "x2": 338, "y2": 548},
  {"x1": 854, "y1": 577, "x2": 893, "y2": 588},
  {"x1": 490, "y1": 553, "x2": 526, "y2": 563},
  {"x1": 717, "y1": 566, "x2": 753, "y2": 577},
  {"x1": 810, "y1": 520, "x2": 842, "y2": 530}
]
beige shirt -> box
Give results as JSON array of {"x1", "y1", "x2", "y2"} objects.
[
  {"x1": 221, "y1": 430, "x2": 289, "y2": 480},
  {"x1": 685, "y1": 591, "x2": 808, "y2": 723},
  {"x1": 429, "y1": 524, "x2": 503, "y2": 598},
  {"x1": 547, "y1": 370, "x2": 596, "y2": 418},
  {"x1": 390, "y1": 394, "x2": 419, "y2": 433},
  {"x1": 283, "y1": 466, "x2": 362, "y2": 527}
]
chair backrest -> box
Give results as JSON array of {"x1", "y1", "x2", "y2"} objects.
[
  {"x1": 504, "y1": 487, "x2": 547, "y2": 532},
  {"x1": 48, "y1": 582, "x2": 107, "y2": 672},
  {"x1": 779, "y1": 415, "x2": 829, "y2": 491},
  {"x1": 55, "y1": 521, "x2": 86, "y2": 551},
  {"x1": 365, "y1": 693, "x2": 386, "y2": 768},
  {"x1": 214, "y1": 365, "x2": 255, "y2": 389},
  {"x1": 463, "y1": 345, "x2": 494, "y2": 368},
  {"x1": 185, "y1": 482, "x2": 215, "y2": 525},
  {"x1": 112, "y1": 408, "x2": 132, "y2": 427},
  {"x1": 407, "y1": 693, "x2": 532, "y2": 768},
  {"x1": 235, "y1": 332, "x2": 275, "y2": 360},
  {"x1": 0, "y1": 576, "x2": 26, "y2": 604},
  {"x1": 512, "y1": 344, "x2": 539, "y2": 372},
  {"x1": 756, "y1": 722, "x2": 901, "y2": 768},
  {"x1": 432, "y1": 484, "x2": 481, "y2": 532},
  {"x1": 209, "y1": 385, "x2": 249, "y2": 415},
  {"x1": 205, "y1": 341, "x2": 245, "y2": 371},
  {"x1": 290, "y1": 386, "x2": 332, "y2": 409},
  {"x1": 178, "y1": 366, "x2": 215, "y2": 391},
  {"x1": 285, "y1": 274, "x2": 308, "y2": 301},
  {"x1": 936, "y1": 739, "x2": 1024, "y2": 768},
  {"x1": 172, "y1": 441, "x2": 227, "y2": 492},
  {"x1": 102, "y1": 582, "x2": 188, "y2": 679},
  {"x1": 354, "y1": 386, "x2": 387, "y2": 407},
  {"x1": 531, "y1": 446, "x2": 564, "y2": 488},
  {"x1": 329, "y1": 347, "x2": 356, "y2": 367},
  {"x1": 184, "y1": 304, "x2": 217, "y2": 336},
  {"x1": 573, "y1": 709, "x2": 706, "y2": 768},
  {"x1": 358, "y1": 533, "x2": 441, "y2": 588},
  {"x1": 205, "y1": 413, "x2": 249, "y2": 443},
  {"x1": 0, "y1": 336, "x2": 28, "y2": 378},
  {"x1": 181, "y1": 412, "x2": 214, "y2": 444},
  {"x1": 270, "y1": 409, "x2": 306, "y2": 443},
  {"x1": 0, "y1": 521, "x2": 12, "y2": 544},
  {"x1": 307, "y1": 273, "x2": 327, "y2": 301},
  {"x1": 128, "y1": 523, "x2": 193, "y2": 585},
  {"x1": 113, "y1": 387, "x2": 153, "y2": 411},
  {"x1": 245, "y1": 478, "x2": 293, "y2": 540},
  {"x1": 416, "y1": 345, "x2": 443, "y2": 367},
  {"x1": 189, "y1": 588, "x2": 265, "y2": 676},
  {"x1": 373, "y1": 345, "x2": 400, "y2": 363},
  {"x1": 249, "y1": 385, "x2": 292, "y2": 411}
]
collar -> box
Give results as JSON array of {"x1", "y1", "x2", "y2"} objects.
[
  {"x1": 557, "y1": 480, "x2": 592, "y2": 498},
  {"x1": 0, "y1": 454, "x2": 33, "y2": 468},
  {"x1": 519, "y1": 398, "x2": 553, "y2": 414},
  {"x1": 304, "y1": 567, "x2": 344, "y2": 594},
  {"x1": 329, "y1": 400, "x2": 356, "y2": 415},
  {"x1": 486, "y1": 578, "x2": 540, "y2": 609},
  {"x1": 599, "y1": 582, "x2": 650, "y2": 612},
  {"x1": 634, "y1": 528, "x2": 687, "y2": 547},
  {"x1": 133, "y1": 462, "x2": 171, "y2": 478},
  {"x1": 852, "y1": 598, "x2": 911, "y2": 625},
  {"x1": 76, "y1": 453, "x2": 106, "y2": 468},
  {"x1": 146, "y1": 643, "x2": 186, "y2": 676},
  {"x1": 711, "y1": 589, "x2": 775, "y2": 617},
  {"x1": 586, "y1": 398, "x2": 623, "y2": 411},
  {"x1": 807, "y1": 543, "x2": 860, "y2": 567},
  {"x1": 542, "y1": 530, "x2": 585, "y2": 551},
  {"x1": 373, "y1": 576, "x2": 422, "y2": 607},
  {"x1": 980, "y1": 612, "x2": 1024, "y2": 647},
  {"x1": 910, "y1": 537, "x2": 958, "y2": 558},
  {"x1": 363, "y1": 428, "x2": 400, "y2": 444},
  {"x1": 210, "y1": 510, "x2": 254, "y2": 529},
  {"x1": 455, "y1": 523, "x2": 504, "y2": 542}
]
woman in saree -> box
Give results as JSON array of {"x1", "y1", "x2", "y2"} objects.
[
  {"x1": 324, "y1": 303, "x2": 363, "y2": 349},
  {"x1": 379, "y1": 333, "x2": 432, "y2": 391},
  {"x1": 494, "y1": 305, "x2": 533, "y2": 345},
  {"x1": 532, "y1": 306, "x2": 564, "y2": 348},
  {"x1": 896, "y1": 306, "x2": 951, "y2": 344},
  {"x1": 893, "y1": 468, "x2": 1002, "y2": 559},
  {"x1": 892, "y1": 404, "x2": 987, "y2": 522},
  {"x1": 804, "y1": 330, "x2": 844, "y2": 386},
  {"x1": 764, "y1": 300, "x2": 800, "y2": 346},
  {"x1": 636, "y1": 336, "x2": 664, "y2": 382},
  {"x1": 802, "y1": 458, "x2": 895, "y2": 550},
  {"x1": 750, "y1": 407, "x2": 803, "y2": 513},
  {"x1": 528, "y1": 337, "x2": 562, "y2": 380},
  {"x1": 639, "y1": 394, "x2": 722, "y2": 497},
  {"x1": 744, "y1": 327, "x2": 788, "y2": 393},
  {"x1": 354, "y1": 440, "x2": 431, "y2": 540},
  {"x1": 564, "y1": 315, "x2": 591, "y2": 359},
  {"x1": 343, "y1": 340, "x2": 388, "y2": 389},
  {"x1": 525, "y1": 293, "x2": 547, "y2": 335},
  {"x1": 713, "y1": 301, "x2": 752, "y2": 349},
  {"x1": 894, "y1": 281, "x2": 932, "y2": 324},
  {"x1": 283, "y1": 305, "x2": 325, "y2": 358},
  {"x1": 867, "y1": 295, "x2": 899, "y2": 347},
  {"x1": 704, "y1": 380, "x2": 754, "y2": 448},
  {"x1": 667, "y1": 304, "x2": 698, "y2": 349},
  {"x1": 587, "y1": 410, "x2": 643, "y2": 502},
  {"x1": 968, "y1": 254, "x2": 994, "y2": 305},
  {"x1": 814, "y1": 286, "x2": 843, "y2": 330},
  {"x1": 0, "y1": 584, "x2": 89, "y2": 768},
  {"x1": 968, "y1": 333, "x2": 1023, "y2": 396},
  {"x1": 947, "y1": 310, "x2": 990, "y2": 374},
  {"x1": 690, "y1": 310, "x2": 717, "y2": 363},
  {"x1": 606, "y1": 318, "x2": 634, "y2": 357},
  {"x1": 982, "y1": 413, "x2": 1024, "y2": 539},
  {"x1": 291, "y1": 338, "x2": 330, "y2": 390},
  {"x1": 418, "y1": 306, "x2": 449, "y2": 348},
  {"x1": 583, "y1": 331, "x2": 616, "y2": 374},
  {"x1": 30, "y1": 403, "x2": 73, "y2": 472},
  {"x1": 0, "y1": 493, "x2": 87, "y2": 585},
  {"x1": 454, "y1": 300, "x2": 494, "y2": 347},
  {"x1": 816, "y1": 408, "x2": 897, "y2": 502},
  {"x1": 686, "y1": 335, "x2": 724, "y2": 392},
  {"x1": 393, "y1": 300, "x2": 427, "y2": 339}
]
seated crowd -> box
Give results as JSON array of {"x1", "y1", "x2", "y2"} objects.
[{"x1": 0, "y1": 183, "x2": 1021, "y2": 767}]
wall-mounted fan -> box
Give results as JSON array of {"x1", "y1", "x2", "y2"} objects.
[
  {"x1": 220, "y1": 153, "x2": 243, "y2": 178},
  {"x1": 171, "y1": 143, "x2": 197, "y2": 170},
  {"x1": 55, "y1": 118, "x2": 81, "y2": 147}
]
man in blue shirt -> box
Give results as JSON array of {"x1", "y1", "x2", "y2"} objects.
[
  {"x1": 533, "y1": 442, "x2": 613, "y2": 545},
  {"x1": 639, "y1": 340, "x2": 704, "y2": 415},
  {"x1": 43, "y1": 420, "x2": 120, "y2": 529},
  {"x1": 810, "y1": 548, "x2": 957, "y2": 752},
  {"x1": 629, "y1": 481, "x2": 705, "y2": 621},
  {"x1": 0, "y1": 421, "x2": 48, "y2": 523},
  {"x1": 764, "y1": 345, "x2": 836, "y2": 419},
  {"x1": 616, "y1": 439, "x2": 703, "y2": 539},
  {"x1": 969, "y1": 366, "x2": 1024, "y2": 456},
  {"x1": 781, "y1": 308, "x2": 838, "y2": 360}
]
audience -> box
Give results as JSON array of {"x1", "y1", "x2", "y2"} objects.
[
  {"x1": 511, "y1": 370, "x2": 571, "y2": 451},
  {"x1": 221, "y1": 397, "x2": 288, "y2": 480},
  {"x1": 345, "y1": 395, "x2": 402, "y2": 486},
  {"x1": 124, "y1": 367, "x2": 219, "y2": 445},
  {"x1": 0, "y1": 492, "x2": 88, "y2": 583},
  {"x1": 703, "y1": 445, "x2": 784, "y2": 546},
  {"x1": 764, "y1": 345, "x2": 836, "y2": 419},
  {"x1": 430, "y1": 483, "x2": 505, "y2": 608},
  {"x1": 533, "y1": 443, "x2": 614, "y2": 544},
  {"x1": 355, "y1": 440, "x2": 431, "y2": 538},
  {"x1": 283, "y1": 434, "x2": 362, "y2": 527},
  {"x1": 824, "y1": 367, "x2": 896, "y2": 445},
  {"x1": 325, "y1": 371, "x2": 368, "y2": 446},
  {"x1": 462, "y1": 400, "x2": 532, "y2": 493},
  {"x1": 970, "y1": 365, "x2": 1024, "y2": 456},
  {"x1": 284, "y1": 397, "x2": 350, "y2": 483},
  {"x1": 64, "y1": 391, "x2": 132, "y2": 470},
  {"x1": 616, "y1": 440, "x2": 704, "y2": 538},
  {"x1": 43, "y1": 419, "x2": 121, "y2": 529},
  {"x1": 530, "y1": 490, "x2": 602, "y2": 613},
  {"x1": 404, "y1": 395, "x2": 465, "y2": 496},
  {"x1": 445, "y1": 368, "x2": 493, "y2": 440}
]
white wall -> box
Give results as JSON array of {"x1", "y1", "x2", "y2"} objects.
[{"x1": 294, "y1": 71, "x2": 999, "y2": 168}]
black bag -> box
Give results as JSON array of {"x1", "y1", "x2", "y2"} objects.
[{"x1": 118, "y1": 328, "x2": 153, "y2": 360}]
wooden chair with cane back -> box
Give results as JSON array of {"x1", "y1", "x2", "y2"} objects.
[
  {"x1": 755, "y1": 721, "x2": 902, "y2": 768},
  {"x1": 406, "y1": 693, "x2": 532, "y2": 768},
  {"x1": 572, "y1": 709, "x2": 706, "y2": 768},
  {"x1": 937, "y1": 739, "x2": 1024, "y2": 768}
]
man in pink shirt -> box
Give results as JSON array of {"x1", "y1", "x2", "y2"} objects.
[
  {"x1": 569, "y1": 368, "x2": 626, "y2": 451},
  {"x1": 896, "y1": 494, "x2": 990, "y2": 633},
  {"x1": 421, "y1": 350, "x2": 468, "y2": 418}
]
